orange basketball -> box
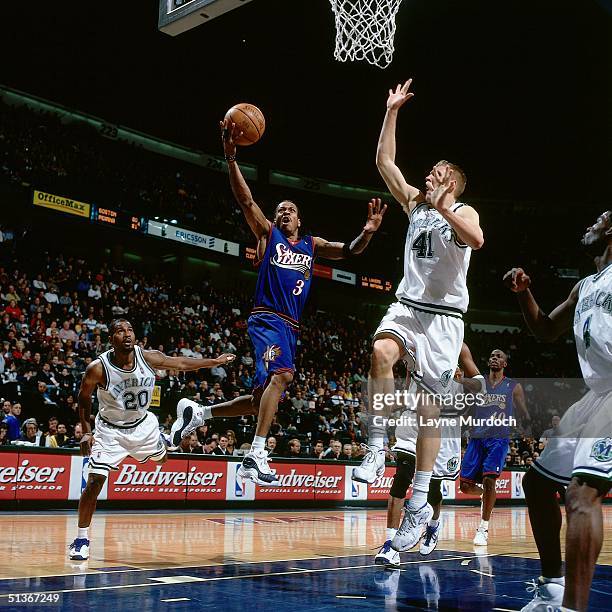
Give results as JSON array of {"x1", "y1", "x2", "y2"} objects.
[{"x1": 224, "y1": 103, "x2": 265, "y2": 146}]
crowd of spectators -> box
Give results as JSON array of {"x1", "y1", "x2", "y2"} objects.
[{"x1": 0, "y1": 237, "x2": 581, "y2": 465}]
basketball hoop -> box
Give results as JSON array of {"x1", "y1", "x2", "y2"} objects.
[{"x1": 329, "y1": 0, "x2": 403, "y2": 69}]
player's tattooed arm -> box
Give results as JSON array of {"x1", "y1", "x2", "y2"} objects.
[
  {"x1": 77, "y1": 360, "x2": 104, "y2": 456},
  {"x1": 314, "y1": 198, "x2": 387, "y2": 260},
  {"x1": 503, "y1": 268, "x2": 580, "y2": 341},
  {"x1": 143, "y1": 350, "x2": 236, "y2": 372},
  {"x1": 220, "y1": 118, "x2": 271, "y2": 240},
  {"x1": 376, "y1": 79, "x2": 425, "y2": 214}
]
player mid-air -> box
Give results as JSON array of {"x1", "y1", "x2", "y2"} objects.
[
  {"x1": 375, "y1": 343, "x2": 485, "y2": 567},
  {"x1": 459, "y1": 348, "x2": 528, "y2": 546},
  {"x1": 218, "y1": 117, "x2": 386, "y2": 485},
  {"x1": 504, "y1": 210, "x2": 612, "y2": 612},
  {"x1": 352, "y1": 78, "x2": 484, "y2": 551},
  {"x1": 68, "y1": 319, "x2": 247, "y2": 561}
]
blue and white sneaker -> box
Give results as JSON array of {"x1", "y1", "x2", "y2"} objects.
[
  {"x1": 420, "y1": 521, "x2": 441, "y2": 555},
  {"x1": 374, "y1": 540, "x2": 401, "y2": 569},
  {"x1": 237, "y1": 450, "x2": 280, "y2": 486},
  {"x1": 392, "y1": 502, "x2": 433, "y2": 552},
  {"x1": 170, "y1": 398, "x2": 209, "y2": 446},
  {"x1": 68, "y1": 537, "x2": 90, "y2": 561},
  {"x1": 519, "y1": 577, "x2": 564, "y2": 611}
]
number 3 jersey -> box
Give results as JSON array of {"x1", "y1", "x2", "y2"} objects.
[
  {"x1": 96, "y1": 346, "x2": 157, "y2": 426},
  {"x1": 252, "y1": 225, "x2": 315, "y2": 326},
  {"x1": 573, "y1": 263, "x2": 612, "y2": 395},
  {"x1": 396, "y1": 202, "x2": 472, "y2": 315}
]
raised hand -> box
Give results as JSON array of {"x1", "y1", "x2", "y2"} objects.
[
  {"x1": 503, "y1": 268, "x2": 532, "y2": 293},
  {"x1": 219, "y1": 118, "x2": 243, "y2": 157},
  {"x1": 387, "y1": 79, "x2": 415, "y2": 111},
  {"x1": 428, "y1": 165, "x2": 457, "y2": 213},
  {"x1": 215, "y1": 353, "x2": 236, "y2": 365},
  {"x1": 363, "y1": 198, "x2": 388, "y2": 233}
]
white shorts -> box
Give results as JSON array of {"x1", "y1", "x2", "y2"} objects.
[
  {"x1": 89, "y1": 412, "x2": 167, "y2": 477},
  {"x1": 533, "y1": 389, "x2": 612, "y2": 485},
  {"x1": 373, "y1": 301, "x2": 464, "y2": 394},
  {"x1": 392, "y1": 410, "x2": 461, "y2": 479}
]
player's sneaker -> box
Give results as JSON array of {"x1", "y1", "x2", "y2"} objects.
[
  {"x1": 392, "y1": 502, "x2": 433, "y2": 552},
  {"x1": 170, "y1": 398, "x2": 209, "y2": 446},
  {"x1": 68, "y1": 537, "x2": 90, "y2": 561},
  {"x1": 420, "y1": 521, "x2": 441, "y2": 556},
  {"x1": 374, "y1": 540, "x2": 401, "y2": 569},
  {"x1": 237, "y1": 449, "x2": 281, "y2": 486},
  {"x1": 473, "y1": 526, "x2": 488, "y2": 546},
  {"x1": 419, "y1": 565, "x2": 441, "y2": 609},
  {"x1": 520, "y1": 577, "x2": 564, "y2": 611},
  {"x1": 352, "y1": 444, "x2": 386, "y2": 483}
]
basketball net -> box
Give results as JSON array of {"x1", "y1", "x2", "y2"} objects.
[{"x1": 329, "y1": 0, "x2": 403, "y2": 69}]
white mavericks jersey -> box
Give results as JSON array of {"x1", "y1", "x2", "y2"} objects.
[
  {"x1": 573, "y1": 263, "x2": 612, "y2": 394},
  {"x1": 396, "y1": 202, "x2": 472, "y2": 315},
  {"x1": 96, "y1": 346, "x2": 157, "y2": 426}
]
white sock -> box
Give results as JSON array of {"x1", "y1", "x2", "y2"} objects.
[
  {"x1": 407, "y1": 471, "x2": 432, "y2": 510},
  {"x1": 201, "y1": 405, "x2": 213, "y2": 421},
  {"x1": 368, "y1": 435, "x2": 385, "y2": 451},
  {"x1": 252, "y1": 435, "x2": 266, "y2": 451},
  {"x1": 78, "y1": 527, "x2": 89, "y2": 539},
  {"x1": 386, "y1": 527, "x2": 397, "y2": 541},
  {"x1": 543, "y1": 576, "x2": 565, "y2": 585},
  {"x1": 429, "y1": 518, "x2": 439, "y2": 528},
  {"x1": 480, "y1": 519, "x2": 489, "y2": 530},
  {"x1": 367, "y1": 414, "x2": 386, "y2": 450}
]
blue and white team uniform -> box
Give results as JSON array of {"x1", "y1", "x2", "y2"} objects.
[
  {"x1": 534, "y1": 264, "x2": 612, "y2": 484},
  {"x1": 460, "y1": 376, "x2": 517, "y2": 483},
  {"x1": 249, "y1": 225, "x2": 315, "y2": 390}
]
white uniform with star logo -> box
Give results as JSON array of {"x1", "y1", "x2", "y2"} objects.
[
  {"x1": 374, "y1": 203, "x2": 471, "y2": 393},
  {"x1": 533, "y1": 264, "x2": 612, "y2": 484}
]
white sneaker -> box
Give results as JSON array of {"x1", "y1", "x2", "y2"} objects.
[
  {"x1": 237, "y1": 450, "x2": 281, "y2": 486},
  {"x1": 170, "y1": 398, "x2": 209, "y2": 446},
  {"x1": 473, "y1": 526, "x2": 488, "y2": 546},
  {"x1": 374, "y1": 540, "x2": 401, "y2": 569},
  {"x1": 420, "y1": 520, "x2": 441, "y2": 556},
  {"x1": 352, "y1": 444, "x2": 386, "y2": 483},
  {"x1": 520, "y1": 577, "x2": 564, "y2": 611},
  {"x1": 392, "y1": 503, "x2": 433, "y2": 552},
  {"x1": 68, "y1": 537, "x2": 90, "y2": 561}
]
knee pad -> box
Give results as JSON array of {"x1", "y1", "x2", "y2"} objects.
[{"x1": 390, "y1": 452, "x2": 416, "y2": 498}]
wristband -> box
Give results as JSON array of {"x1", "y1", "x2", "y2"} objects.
[{"x1": 225, "y1": 154, "x2": 236, "y2": 163}]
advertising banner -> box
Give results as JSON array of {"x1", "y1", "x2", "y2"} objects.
[
  {"x1": 33, "y1": 190, "x2": 91, "y2": 218},
  {"x1": 12, "y1": 453, "x2": 71, "y2": 500},
  {"x1": 147, "y1": 220, "x2": 240, "y2": 257},
  {"x1": 0, "y1": 452, "x2": 19, "y2": 500}
]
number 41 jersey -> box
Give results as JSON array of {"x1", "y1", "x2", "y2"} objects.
[
  {"x1": 96, "y1": 346, "x2": 157, "y2": 426},
  {"x1": 396, "y1": 202, "x2": 472, "y2": 315}
]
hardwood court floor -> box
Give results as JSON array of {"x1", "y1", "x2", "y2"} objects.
[{"x1": 0, "y1": 506, "x2": 611, "y2": 610}]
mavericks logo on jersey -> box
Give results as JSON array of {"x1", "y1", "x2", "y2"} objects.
[
  {"x1": 271, "y1": 243, "x2": 312, "y2": 276},
  {"x1": 447, "y1": 456, "x2": 460, "y2": 473},
  {"x1": 439, "y1": 370, "x2": 453, "y2": 388},
  {"x1": 590, "y1": 438, "x2": 612, "y2": 463}
]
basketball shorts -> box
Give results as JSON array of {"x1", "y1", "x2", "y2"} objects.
[
  {"x1": 248, "y1": 311, "x2": 298, "y2": 390},
  {"x1": 373, "y1": 301, "x2": 464, "y2": 394},
  {"x1": 393, "y1": 410, "x2": 461, "y2": 479},
  {"x1": 533, "y1": 388, "x2": 612, "y2": 485},
  {"x1": 88, "y1": 412, "x2": 166, "y2": 477},
  {"x1": 460, "y1": 438, "x2": 509, "y2": 483}
]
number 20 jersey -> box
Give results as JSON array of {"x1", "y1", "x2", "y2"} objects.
[
  {"x1": 573, "y1": 263, "x2": 612, "y2": 394},
  {"x1": 396, "y1": 202, "x2": 472, "y2": 315},
  {"x1": 96, "y1": 346, "x2": 157, "y2": 426}
]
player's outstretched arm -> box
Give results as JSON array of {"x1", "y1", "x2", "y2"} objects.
[
  {"x1": 77, "y1": 360, "x2": 104, "y2": 456},
  {"x1": 503, "y1": 268, "x2": 579, "y2": 341},
  {"x1": 513, "y1": 383, "x2": 530, "y2": 424},
  {"x1": 220, "y1": 119, "x2": 271, "y2": 240},
  {"x1": 143, "y1": 350, "x2": 236, "y2": 372},
  {"x1": 376, "y1": 79, "x2": 425, "y2": 214},
  {"x1": 314, "y1": 198, "x2": 387, "y2": 260}
]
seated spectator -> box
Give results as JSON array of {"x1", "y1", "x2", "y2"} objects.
[
  {"x1": 64, "y1": 423, "x2": 84, "y2": 448},
  {"x1": 0, "y1": 422, "x2": 9, "y2": 445},
  {"x1": 310, "y1": 439, "x2": 325, "y2": 459},
  {"x1": 540, "y1": 415, "x2": 561, "y2": 443},
  {"x1": 285, "y1": 438, "x2": 304, "y2": 459},
  {"x1": 44, "y1": 416, "x2": 59, "y2": 446},
  {"x1": 212, "y1": 435, "x2": 231, "y2": 456},
  {"x1": 47, "y1": 423, "x2": 69, "y2": 448},
  {"x1": 225, "y1": 429, "x2": 237, "y2": 454},
  {"x1": 17, "y1": 418, "x2": 45, "y2": 446},
  {"x1": 4, "y1": 402, "x2": 22, "y2": 441},
  {"x1": 266, "y1": 435, "x2": 280, "y2": 457},
  {"x1": 339, "y1": 442, "x2": 353, "y2": 461},
  {"x1": 235, "y1": 442, "x2": 251, "y2": 456},
  {"x1": 321, "y1": 439, "x2": 342, "y2": 460}
]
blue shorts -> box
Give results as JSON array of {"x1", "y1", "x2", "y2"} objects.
[
  {"x1": 248, "y1": 312, "x2": 298, "y2": 390},
  {"x1": 460, "y1": 438, "x2": 509, "y2": 483}
]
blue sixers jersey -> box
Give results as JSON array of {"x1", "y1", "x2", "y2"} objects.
[
  {"x1": 252, "y1": 226, "x2": 315, "y2": 325},
  {"x1": 471, "y1": 376, "x2": 517, "y2": 438}
]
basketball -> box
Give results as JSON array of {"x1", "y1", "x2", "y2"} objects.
[{"x1": 224, "y1": 103, "x2": 265, "y2": 146}]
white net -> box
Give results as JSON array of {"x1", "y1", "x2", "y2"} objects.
[{"x1": 329, "y1": 0, "x2": 403, "y2": 69}]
